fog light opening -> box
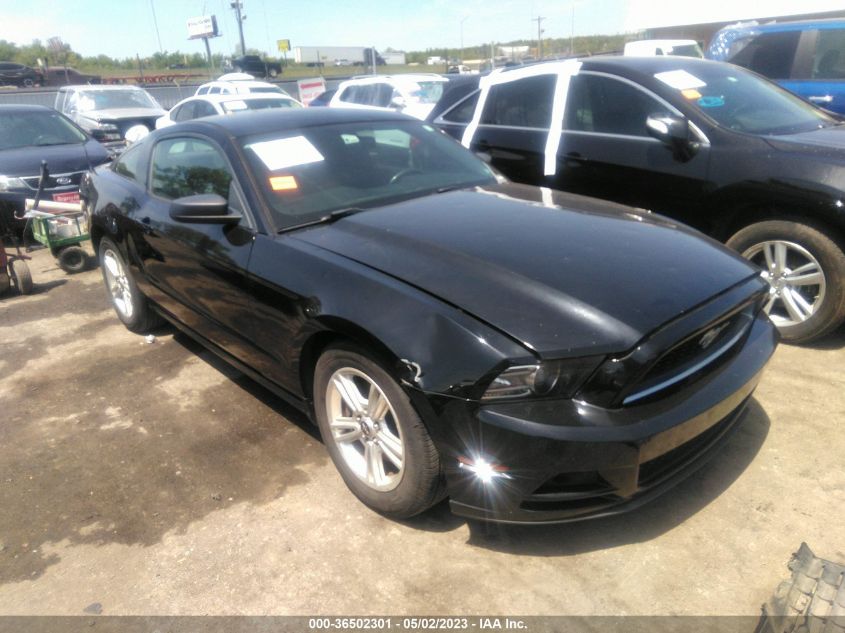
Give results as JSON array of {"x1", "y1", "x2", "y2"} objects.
[{"x1": 458, "y1": 455, "x2": 511, "y2": 484}]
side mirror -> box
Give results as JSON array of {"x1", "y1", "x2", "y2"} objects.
[
  {"x1": 390, "y1": 96, "x2": 406, "y2": 110},
  {"x1": 646, "y1": 113, "x2": 699, "y2": 162},
  {"x1": 169, "y1": 194, "x2": 241, "y2": 225}
]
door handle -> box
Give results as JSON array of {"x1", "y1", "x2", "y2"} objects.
[
  {"x1": 564, "y1": 151, "x2": 584, "y2": 168},
  {"x1": 809, "y1": 95, "x2": 833, "y2": 104}
]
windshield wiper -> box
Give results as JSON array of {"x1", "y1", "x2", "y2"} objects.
[{"x1": 277, "y1": 207, "x2": 366, "y2": 233}]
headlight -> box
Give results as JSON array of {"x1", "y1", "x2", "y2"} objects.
[
  {"x1": 124, "y1": 124, "x2": 150, "y2": 143},
  {"x1": 481, "y1": 357, "x2": 603, "y2": 401},
  {"x1": 0, "y1": 175, "x2": 27, "y2": 192}
]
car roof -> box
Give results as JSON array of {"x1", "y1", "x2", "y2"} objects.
[
  {"x1": 175, "y1": 107, "x2": 411, "y2": 139},
  {"x1": 200, "y1": 79, "x2": 278, "y2": 89},
  {"x1": 0, "y1": 104, "x2": 53, "y2": 113},
  {"x1": 720, "y1": 17, "x2": 845, "y2": 35},
  {"x1": 190, "y1": 93, "x2": 298, "y2": 104},
  {"x1": 341, "y1": 74, "x2": 446, "y2": 86},
  {"x1": 58, "y1": 84, "x2": 147, "y2": 91}
]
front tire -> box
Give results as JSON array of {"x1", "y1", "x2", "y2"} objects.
[
  {"x1": 313, "y1": 345, "x2": 445, "y2": 518},
  {"x1": 727, "y1": 220, "x2": 845, "y2": 343},
  {"x1": 98, "y1": 237, "x2": 161, "y2": 333}
]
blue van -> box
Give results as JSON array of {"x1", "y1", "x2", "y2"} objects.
[{"x1": 708, "y1": 19, "x2": 845, "y2": 113}]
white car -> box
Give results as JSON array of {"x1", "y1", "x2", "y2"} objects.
[
  {"x1": 195, "y1": 73, "x2": 291, "y2": 97},
  {"x1": 329, "y1": 74, "x2": 448, "y2": 120},
  {"x1": 623, "y1": 39, "x2": 704, "y2": 58},
  {"x1": 156, "y1": 93, "x2": 303, "y2": 129}
]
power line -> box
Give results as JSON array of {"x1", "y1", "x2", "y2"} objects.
[{"x1": 150, "y1": 0, "x2": 164, "y2": 53}]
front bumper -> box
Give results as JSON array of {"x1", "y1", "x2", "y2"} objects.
[{"x1": 432, "y1": 312, "x2": 778, "y2": 524}]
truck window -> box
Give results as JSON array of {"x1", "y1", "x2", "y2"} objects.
[
  {"x1": 729, "y1": 31, "x2": 800, "y2": 79},
  {"x1": 812, "y1": 29, "x2": 845, "y2": 79}
]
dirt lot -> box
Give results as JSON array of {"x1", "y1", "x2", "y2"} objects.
[{"x1": 0, "y1": 246, "x2": 843, "y2": 616}]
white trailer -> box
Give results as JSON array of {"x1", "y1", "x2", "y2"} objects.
[{"x1": 294, "y1": 46, "x2": 381, "y2": 66}]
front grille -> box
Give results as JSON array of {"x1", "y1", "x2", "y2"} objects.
[
  {"x1": 20, "y1": 171, "x2": 85, "y2": 191},
  {"x1": 622, "y1": 304, "x2": 755, "y2": 406}
]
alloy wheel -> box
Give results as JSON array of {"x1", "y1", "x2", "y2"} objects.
[
  {"x1": 102, "y1": 248, "x2": 134, "y2": 320},
  {"x1": 325, "y1": 368, "x2": 405, "y2": 491},
  {"x1": 743, "y1": 240, "x2": 826, "y2": 328}
]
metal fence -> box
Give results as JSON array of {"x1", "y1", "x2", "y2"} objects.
[{"x1": 0, "y1": 78, "x2": 340, "y2": 110}]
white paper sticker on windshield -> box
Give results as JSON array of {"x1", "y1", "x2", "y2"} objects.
[
  {"x1": 225, "y1": 100, "x2": 248, "y2": 111},
  {"x1": 247, "y1": 136, "x2": 325, "y2": 171},
  {"x1": 654, "y1": 70, "x2": 706, "y2": 91}
]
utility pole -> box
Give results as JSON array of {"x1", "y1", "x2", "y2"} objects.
[
  {"x1": 460, "y1": 16, "x2": 469, "y2": 62},
  {"x1": 570, "y1": 4, "x2": 575, "y2": 56},
  {"x1": 231, "y1": 1, "x2": 247, "y2": 55},
  {"x1": 532, "y1": 16, "x2": 545, "y2": 60}
]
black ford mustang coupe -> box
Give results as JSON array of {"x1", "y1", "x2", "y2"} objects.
[{"x1": 83, "y1": 108, "x2": 778, "y2": 524}]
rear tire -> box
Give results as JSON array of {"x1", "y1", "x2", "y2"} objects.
[
  {"x1": 98, "y1": 237, "x2": 162, "y2": 333},
  {"x1": 57, "y1": 245, "x2": 88, "y2": 274},
  {"x1": 9, "y1": 259, "x2": 33, "y2": 295},
  {"x1": 313, "y1": 344, "x2": 445, "y2": 519},
  {"x1": 727, "y1": 220, "x2": 845, "y2": 343}
]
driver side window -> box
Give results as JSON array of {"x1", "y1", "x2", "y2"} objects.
[
  {"x1": 565, "y1": 74, "x2": 670, "y2": 137},
  {"x1": 150, "y1": 137, "x2": 233, "y2": 200}
]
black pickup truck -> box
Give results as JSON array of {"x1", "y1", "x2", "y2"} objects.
[{"x1": 226, "y1": 55, "x2": 282, "y2": 78}]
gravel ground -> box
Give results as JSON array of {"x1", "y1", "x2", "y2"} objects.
[{"x1": 0, "y1": 245, "x2": 843, "y2": 616}]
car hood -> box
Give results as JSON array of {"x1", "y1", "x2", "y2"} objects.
[
  {"x1": 0, "y1": 140, "x2": 108, "y2": 177},
  {"x1": 764, "y1": 124, "x2": 845, "y2": 158},
  {"x1": 293, "y1": 183, "x2": 758, "y2": 357},
  {"x1": 80, "y1": 107, "x2": 166, "y2": 122}
]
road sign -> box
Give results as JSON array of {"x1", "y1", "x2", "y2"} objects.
[{"x1": 277, "y1": 39, "x2": 291, "y2": 52}]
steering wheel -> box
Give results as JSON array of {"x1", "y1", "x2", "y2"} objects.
[{"x1": 389, "y1": 168, "x2": 423, "y2": 185}]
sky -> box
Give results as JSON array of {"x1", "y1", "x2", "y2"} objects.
[{"x1": 0, "y1": 0, "x2": 843, "y2": 59}]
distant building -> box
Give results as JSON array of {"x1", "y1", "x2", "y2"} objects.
[{"x1": 382, "y1": 52, "x2": 407, "y2": 65}]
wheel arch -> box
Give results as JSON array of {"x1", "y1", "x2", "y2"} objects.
[{"x1": 297, "y1": 317, "x2": 409, "y2": 404}]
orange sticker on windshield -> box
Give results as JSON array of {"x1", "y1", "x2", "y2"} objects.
[
  {"x1": 681, "y1": 89, "x2": 702, "y2": 100},
  {"x1": 269, "y1": 175, "x2": 298, "y2": 191}
]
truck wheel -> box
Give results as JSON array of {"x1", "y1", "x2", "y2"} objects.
[
  {"x1": 727, "y1": 220, "x2": 845, "y2": 343},
  {"x1": 57, "y1": 246, "x2": 88, "y2": 274},
  {"x1": 269, "y1": 68, "x2": 278, "y2": 78},
  {"x1": 10, "y1": 259, "x2": 33, "y2": 295}
]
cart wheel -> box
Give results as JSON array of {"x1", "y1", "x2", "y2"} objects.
[
  {"x1": 10, "y1": 259, "x2": 33, "y2": 295},
  {"x1": 57, "y1": 246, "x2": 88, "y2": 274}
]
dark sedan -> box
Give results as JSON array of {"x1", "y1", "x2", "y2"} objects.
[
  {"x1": 0, "y1": 105, "x2": 111, "y2": 231},
  {"x1": 432, "y1": 57, "x2": 845, "y2": 343},
  {"x1": 83, "y1": 108, "x2": 777, "y2": 524}
]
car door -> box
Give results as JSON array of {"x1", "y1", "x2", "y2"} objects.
[
  {"x1": 467, "y1": 73, "x2": 557, "y2": 185},
  {"x1": 557, "y1": 71, "x2": 710, "y2": 216},
  {"x1": 133, "y1": 134, "x2": 261, "y2": 361},
  {"x1": 785, "y1": 27, "x2": 845, "y2": 113}
]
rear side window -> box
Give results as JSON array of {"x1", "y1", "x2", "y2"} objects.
[
  {"x1": 480, "y1": 74, "x2": 556, "y2": 128},
  {"x1": 729, "y1": 31, "x2": 800, "y2": 79},
  {"x1": 442, "y1": 91, "x2": 480, "y2": 123},
  {"x1": 812, "y1": 29, "x2": 845, "y2": 79},
  {"x1": 150, "y1": 137, "x2": 232, "y2": 200},
  {"x1": 194, "y1": 101, "x2": 218, "y2": 117},
  {"x1": 173, "y1": 102, "x2": 195, "y2": 122},
  {"x1": 339, "y1": 85, "x2": 360, "y2": 103},
  {"x1": 197, "y1": 86, "x2": 209, "y2": 95},
  {"x1": 112, "y1": 145, "x2": 145, "y2": 184},
  {"x1": 564, "y1": 74, "x2": 670, "y2": 137}
]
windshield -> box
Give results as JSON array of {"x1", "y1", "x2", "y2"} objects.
[
  {"x1": 0, "y1": 111, "x2": 87, "y2": 150},
  {"x1": 222, "y1": 98, "x2": 302, "y2": 114},
  {"x1": 657, "y1": 64, "x2": 836, "y2": 135},
  {"x1": 666, "y1": 44, "x2": 704, "y2": 58},
  {"x1": 241, "y1": 120, "x2": 496, "y2": 230},
  {"x1": 410, "y1": 81, "x2": 446, "y2": 104},
  {"x1": 76, "y1": 89, "x2": 159, "y2": 112},
  {"x1": 248, "y1": 86, "x2": 286, "y2": 94}
]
